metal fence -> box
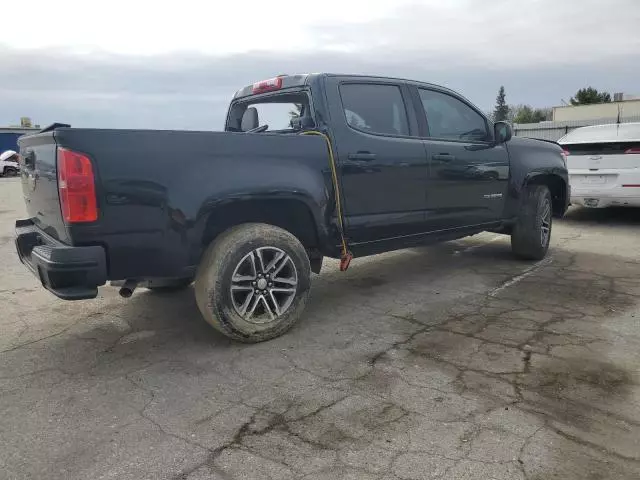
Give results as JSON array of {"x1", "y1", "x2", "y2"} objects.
[{"x1": 513, "y1": 115, "x2": 640, "y2": 141}]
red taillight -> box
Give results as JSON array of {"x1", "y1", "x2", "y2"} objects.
[
  {"x1": 561, "y1": 149, "x2": 570, "y2": 156},
  {"x1": 57, "y1": 147, "x2": 98, "y2": 223},
  {"x1": 252, "y1": 77, "x2": 283, "y2": 94},
  {"x1": 624, "y1": 147, "x2": 640, "y2": 154}
]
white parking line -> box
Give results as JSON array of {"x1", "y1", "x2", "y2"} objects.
[{"x1": 488, "y1": 256, "x2": 553, "y2": 297}]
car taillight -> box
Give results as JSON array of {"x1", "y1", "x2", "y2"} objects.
[
  {"x1": 624, "y1": 147, "x2": 640, "y2": 154},
  {"x1": 561, "y1": 149, "x2": 570, "y2": 156},
  {"x1": 57, "y1": 147, "x2": 98, "y2": 223},
  {"x1": 560, "y1": 149, "x2": 569, "y2": 166},
  {"x1": 252, "y1": 77, "x2": 283, "y2": 94}
]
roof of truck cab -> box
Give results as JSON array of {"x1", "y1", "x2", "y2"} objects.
[
  {"x1": 322, "y1": 73, "x2": 453, "y2": 88},
  {"x1": 232, "y1": 73, "x2": 461, "y2": 100}
]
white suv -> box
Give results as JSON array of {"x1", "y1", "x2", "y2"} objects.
[{"x1": 558, "y1": 123, "x2": 640, "y2": 208}]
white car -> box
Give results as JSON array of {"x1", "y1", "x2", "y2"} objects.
[
  {"x1": 0, "y1": 150, "x2": 21, "y2": 177},
  {"x1": 558, "y1": 123, "x2": 640, "y2": 208}
]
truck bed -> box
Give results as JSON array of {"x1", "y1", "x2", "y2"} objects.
[{"x1": 18, "y1": 128, "x2": 331, "y2": 282}]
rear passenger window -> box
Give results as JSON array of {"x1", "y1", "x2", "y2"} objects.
[
  {"x1": 419, "y1": 89, "x2": 488, "y2": 141},
  {"x1": 340, "y1": 84, "x2": 410, "y2": 136}
]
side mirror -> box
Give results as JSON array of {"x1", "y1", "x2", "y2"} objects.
[{"x1": 494, "y1": 121, "x2": 513, "y2": 143}]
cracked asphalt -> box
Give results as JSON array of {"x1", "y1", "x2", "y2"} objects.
[{"x1": 1, "y1": 177, "x2": 639, "y2": 480}]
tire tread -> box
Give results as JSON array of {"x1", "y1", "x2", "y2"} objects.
[
  {"x1": 511, "y1": 184, "x2": 552, "y2": 261},
  {"x1": 194, "y1": 223, "x2": 311, "y2": 342}
]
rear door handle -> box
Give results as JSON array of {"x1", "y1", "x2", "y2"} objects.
[
  {"x1": 432, "y1": 153, "x2": 455, "y2": 162},
  {"x1": 348, "y1": 152, "x2": 377, "y2": 161}
]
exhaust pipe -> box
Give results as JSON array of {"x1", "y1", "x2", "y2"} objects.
[{"x1": 119, "y1": 279, "x2": 138, "y2": 298}]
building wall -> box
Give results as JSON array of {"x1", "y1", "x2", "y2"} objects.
[
  {"x1": 553, "y1": 100, "x2": 640, "y2": 122},
  {"x1": 0, "y1": 128, "x2": 39, "y2": 153},
  {"x1": 0, "y1": 133, "x2": 24, "y2": 153}
]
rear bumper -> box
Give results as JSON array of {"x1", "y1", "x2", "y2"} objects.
[
  {"x1": 570, "y1": 185, "x2": 640, "y2": 208},
  {"x1": 15, "y1": 219, "x2": 107, "y2": 300},
  {"x1": 571, "y1": 195, "x2": 640, "y2": 208},
  {"x1": 569, "y1": 170, "x2": 640, "y2": 208}
]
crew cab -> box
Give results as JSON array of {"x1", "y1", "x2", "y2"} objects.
[
  {"x1": 15, "y1": 74, "x2": 569, "y2": 342},
  {"x1": 558, "y1": 122, "x2": 640, "y2": 208}
]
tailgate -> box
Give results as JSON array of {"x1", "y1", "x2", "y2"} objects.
[
  {"x1": 17, "y1": 132, "x2": 70, "y2": 243},
  {"x1": 563, "y1": 142, "x2": 640, "y2": 171}
]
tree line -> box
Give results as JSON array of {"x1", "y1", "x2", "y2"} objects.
[{"x1": 491, "y1": 86, "x2": 613, "y2": 124}]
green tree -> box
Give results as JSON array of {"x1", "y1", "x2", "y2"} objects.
[
  {"x1": 569, "y1": 87, "x2": 612, "y2": 106},
  {"x1": 512, "y1": 105, "x2": 534, "y2": 123},
  {"x1": 512, "y1": 105, "x2": 552, "y2": 124},
  {"x1": 493, "y1": 86, "x2": 509, "y2": 122}
]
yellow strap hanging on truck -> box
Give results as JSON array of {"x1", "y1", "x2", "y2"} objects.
[{"x1": 302, "y1": 131, "x2": 353, "y2": 271}]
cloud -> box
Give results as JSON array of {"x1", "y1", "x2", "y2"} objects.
[
  {"x1": 1, "y1": 0, "x2": 638, "y2": 129},
  {"x1": 0, "y1": 0, "x2": 406, "y2": 55},
  {"x1": 311, "y1": 0, "x2": 640, "y2": 67}
]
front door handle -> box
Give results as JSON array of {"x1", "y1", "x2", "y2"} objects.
[
  {"x1": 348, "y1": 152, "x2": 377, "y2": 161},
  {"x1": 432, "y1": 153, "x2": 455, "y2": 162}
]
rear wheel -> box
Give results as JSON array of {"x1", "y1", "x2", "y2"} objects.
[
  {"x1": 194, "y1": 223, "x2": 311, "y2": 343},
  {"x1": 3, "y1": 167, "x2": 18, "y2": 177},
  {"x1": 511, "y1": 184, "x2": 552, "y2": 260}
]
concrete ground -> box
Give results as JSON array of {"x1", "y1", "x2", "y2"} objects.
[{"x1": 1, "y1": 176, "x2": 639, "y2": 480}]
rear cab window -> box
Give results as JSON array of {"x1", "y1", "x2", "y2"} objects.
[
  {"x1": 226, "y1": 91, "x2": 312, "y2": 133},
  {"x1": 339, "y1": 83, "x2": 410, "y2": 136}
]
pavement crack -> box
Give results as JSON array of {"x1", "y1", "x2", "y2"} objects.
[
  {"x1": 548, "y1": 424, "x2": 640, "y2": 464},
  {"x1": 0, "y1": 315, "x2": 88, "y2": 353},
  {"x1": 125, "y1": 375, "x2": 212, "y2": 454},
  {"x1": 192, "y1": 393, "x2": 351, "y2": 477},
  {"x1": 522, "y1": 345, "x2": 532, "y2": 374},
  {"x1": 517, "y1": 425, "x2": 545, "y2": 480}
]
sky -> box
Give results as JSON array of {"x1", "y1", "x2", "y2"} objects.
[{"x1": 1, "y1": 0, "x2": 639, "y2": 130}]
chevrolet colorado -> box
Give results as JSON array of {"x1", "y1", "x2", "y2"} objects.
[{"x1": 15, "y1": 73, "x2": 569, "y2": 342}]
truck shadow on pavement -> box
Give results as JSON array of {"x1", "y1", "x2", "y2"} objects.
[{"x1": 562, "y1": 206, "x2": 640, "y2": 226}]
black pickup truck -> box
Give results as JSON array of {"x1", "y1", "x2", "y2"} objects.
[{"x1": 15, "y1": 73, "x2": 569, "y2": 342}]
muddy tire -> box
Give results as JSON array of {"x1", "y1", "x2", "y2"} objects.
[
  {"x1": 511, "y1": 184, "x2": 552, "y2": 261},
  {"x1": 194, "y1": 223, "x2": 311, "y2": 343}
]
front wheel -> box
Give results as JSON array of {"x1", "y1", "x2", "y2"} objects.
[
  {"x1": 3, "y1": 167, "x2": 18, "y2": 177},
  {"x1": 511, "y1": 184, "x2": 552, "y2": 261},
  {"x1": 194, "y1": 223, "x2": 311, "y2": 343}
]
